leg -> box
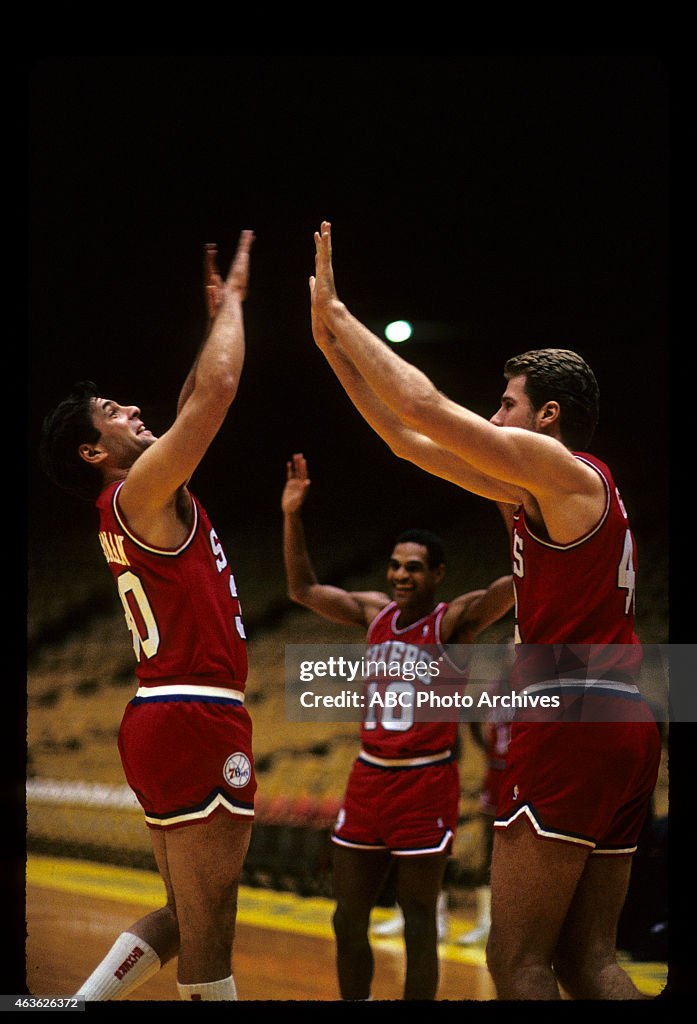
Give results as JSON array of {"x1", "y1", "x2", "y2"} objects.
[
  {"x1": 395, "y1": 853, "x2": 449, "y2": 1000},
  {"x1": 371, "y1": 861, "x2": 404, "y2": 935},
  {"x1": 160, "y1": 811, "x2": 251, "y2": 988},
  {"x1": 331, "y1": 845, "x2": 393, "y2": 1000},
  {"x1": 128, "y1": 826, "x2": 180, "y2": 959},
  {"x1": 485, "y1": 816, "x2": 590, "y2": 1000},
  {"x1": 458, "y1": 814, "x2": 494, "y2": 945},
  {"x1": 553, "y1": 854, "x2": 647, "y2": 999},
  {"x1": 74, "y1": 828, "x2": 179, "y2": 1000}
]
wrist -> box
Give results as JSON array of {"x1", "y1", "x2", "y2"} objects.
[{"x1": 322, "y1": 298, "x2": 348, "y2": 326}]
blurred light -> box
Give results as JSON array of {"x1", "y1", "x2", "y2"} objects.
[{"x1": 384, "y1": 320, "x2": 413, "y2": 343}]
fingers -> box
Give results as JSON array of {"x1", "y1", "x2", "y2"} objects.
[
  {"x1": 236, "y1": 228, "x2": 255, "y2": 254},
  {"x1": 205, "y1": 242, "x2": 218, "y2": 281},
  {"x1": 231, "y1": 230, "x2": 255, "y2": 272},
  {"x1": 287, "y1": 452, "x2": 308, "y2": 481},
  {"x1": 226, "y1": 229, "x2": 255, "y2": 297}
]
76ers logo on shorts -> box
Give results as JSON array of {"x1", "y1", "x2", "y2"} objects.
[{"x1": 223, "y1": 752, "x2": 251, "y2": 788}]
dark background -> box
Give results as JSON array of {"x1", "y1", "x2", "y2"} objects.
[{"x1": 28, "y1": 54, "x2": 670, "y2": 569}]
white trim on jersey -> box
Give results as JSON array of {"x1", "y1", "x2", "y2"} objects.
[
  {"x1": 331, "y1": 828, "x2": 454, "y2": 857},
  {"x1": 134, "y1": 684, "x2": 245, "y2": 702},
  {"x1": 388, "y1": 601, "x2": 447, "y2": 636},
  {"x1": 358, "y1": 747, "x2": 452, "y2": 768},
  {"x1": 144, "y1": 790, "x2": 254, "y2": 828},
  {"x1": 494, "y1": 803, "x2": 638, "y2": 854},
  {"x1": 523, "y1": 678, "x2": 640, "y2": 697},
  {"x1": 112, "y1": 480, "x2": 199, "y2": 556},
  {"x1": 519, "y1": 455, "x2": 612, "y2": 551},
  {"x1": 393, "y1": 829, "x2": 453, "y2": 857},
  {"x1": 367, "y1": 601, "x2": 469, "y2": 677},
  {"x1": 494, "y1": 803, "x2": 596, "y2": 848}
]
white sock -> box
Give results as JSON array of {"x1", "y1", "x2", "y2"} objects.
[
  {"x1": 177, "y1": 975, "x2": 238, "y2": 1001},
  {"x1": 74, "y1": 931, "x2": 161, "y2": 1001}
]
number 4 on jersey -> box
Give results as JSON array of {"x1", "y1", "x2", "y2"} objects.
[{"x1": 617, "y1": 529, "x2": 636, "y2": 614}]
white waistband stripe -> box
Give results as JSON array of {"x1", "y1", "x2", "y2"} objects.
[
  {"x1": 523, "y1": 679, "x2": 639, "y2": 695},
  {"x1": 358, "y1": 748, "x2": 451, "y2": 768},
  {"x1": 135, "y1": 684, "x2": 245, "y2": 702}
]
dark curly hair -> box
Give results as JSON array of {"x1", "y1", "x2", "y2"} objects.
[
  {"x1": 39, "y1": 381, "x2": 102, "y2": 501},
  {"x1": 394, "y1": 529, "x2": 446, "y2": 569}
]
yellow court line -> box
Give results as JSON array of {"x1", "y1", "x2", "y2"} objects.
[
  {"x1": 26, "y1": 856, "x2": 484, "y2": 964},
  {"x1": 26, "y1": 856, "x2": 666, "y2": 995}
]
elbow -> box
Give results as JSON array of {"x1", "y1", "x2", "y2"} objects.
[
  {"x1": 287, "y1": 584, "x2": 309, "y2": 607},
  {"x1": 202, "y1": 371, "x2": 240, "y2": 410},
  {"x1": 217, "y1": 370, "x2": 241, "y2": 404},
  {"x1": 387, "y1": 434, "x2": 408, "y2": 461},
  {"x1": 398, "y1": 388, "x2": 438, "y2": 431}
]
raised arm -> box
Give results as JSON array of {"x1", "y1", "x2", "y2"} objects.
[
  {"x1": 309, "y1": 281, "x2": 520, "y2": 506},
  {"x1": 282, "y1": 453, "x2": 389, "y2": 628},
  {"x1": 310, "y1": 222, "x2": 597, "y2": 508},
  {"x1": 120, "y1": 230, "x2": 253, "y2": 528},
  {"x1": 443, "y1": 574, "x2": 515, "y2": 645},
  {"x1": 176, "y1": 243, "x2": 225, "y2": 417}
]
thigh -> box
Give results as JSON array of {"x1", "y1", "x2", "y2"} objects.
[
  {"x1": 554, "y1": 853, "x2": 634, "y2": 964},
  {"x1": 149, "y1": 826, "x2": 175, "y2": 905},
  {"x1": 162, "y1": 812, "x2": 252, "y2": 929},
  {"x1": 488, "y1": 815, "x2": 590, "y2": 962},
  {"x1": 332, "y1": 845, "x2": 393, "y2": 918},
  {"x1": 395, "y1": 852, "x2": 449, "y2": 909}
]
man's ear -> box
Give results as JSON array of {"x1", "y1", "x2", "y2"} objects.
[
  {"x1": 539, "y1": 401, "x2": 561, "y2": 429},
  {"x1": 78, "y1": 443, "x2": 106, "y2": 466}
]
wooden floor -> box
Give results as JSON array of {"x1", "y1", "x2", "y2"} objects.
[{"x1": 22, "y1": 856, "x2": 667, "y2": 1004}]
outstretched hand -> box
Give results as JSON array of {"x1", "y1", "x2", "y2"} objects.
[
  {"x1": 312, "y1": 220, "x2": 338, "y2": 306},
  {"x1": 205, "y1": 230, "x2": 255, "y2": 320},
  {"x1": 309, "y1": 221, "x2": 339, "y2": 348},
  {"x1": 226, "y1": 229, "x2": 255, "y2": 299},
  {"x1": 282, "y1": 453, "x2": 311, "y2": 514},
  {"x1": 205, "y1": 243, "x2": 224, "y2": 319}
]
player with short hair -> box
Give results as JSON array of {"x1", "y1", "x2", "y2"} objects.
[
  {"x1": 39, "y1": 232, "x2": 255, "y2": 1002},
  {"x1": 282, "y1": 452, "x2": 513, "y2": 1000},
  {"x1": 306, "y1": 220, "x2": 661, "y2": 1000}
]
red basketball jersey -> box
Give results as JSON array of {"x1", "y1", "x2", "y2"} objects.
[
  {"x1": 510, "y1": 452, "x2": 641, "y2": 688},
  {"x1": 360, "y1": 601, "x2": 467, "y2": 759},
  {"x1": 96, "y1": 480, "x2": 248, "y2": 689}
]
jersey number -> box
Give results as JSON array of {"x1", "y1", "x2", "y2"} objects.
[
  {"x1": 115, "y1": 529, "x2": 247, "y2": 661},
  {"x1": 617, "y1": 529, "x2": 636, "y2": 614},
  {"x1": 210, "y1": 528, "x2": 246, "y2": 639},
  {"x1": 363, "y1": 680, "x2": 415, "y2": 732},
  {"x1": 510, "y1": 526, "x2": 636, "y2": 644},
  {"x1": 117, "y1": 570, "x2": 160, "y2": 661}
]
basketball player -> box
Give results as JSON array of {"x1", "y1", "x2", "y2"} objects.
[
  {"x1": 306, "y1": 221, "x2": 662, "y2": 1000},
  {"x1": 282, "y1": 452, "x2": 513, "y2": 1000},
  {"x1": 38, "y1": 231, "x2": 255, "y2": 1001}
]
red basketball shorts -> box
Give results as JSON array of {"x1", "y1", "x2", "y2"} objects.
[
  {"x1": 332, "y1": 755, "x2": 459, "y2": 855},
  {"x1": 494, "y1": 720, "x2": 661, "y2": 853},
  {"x1": 118, "y1": 688, "x2": 256, "y2": 830}
]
